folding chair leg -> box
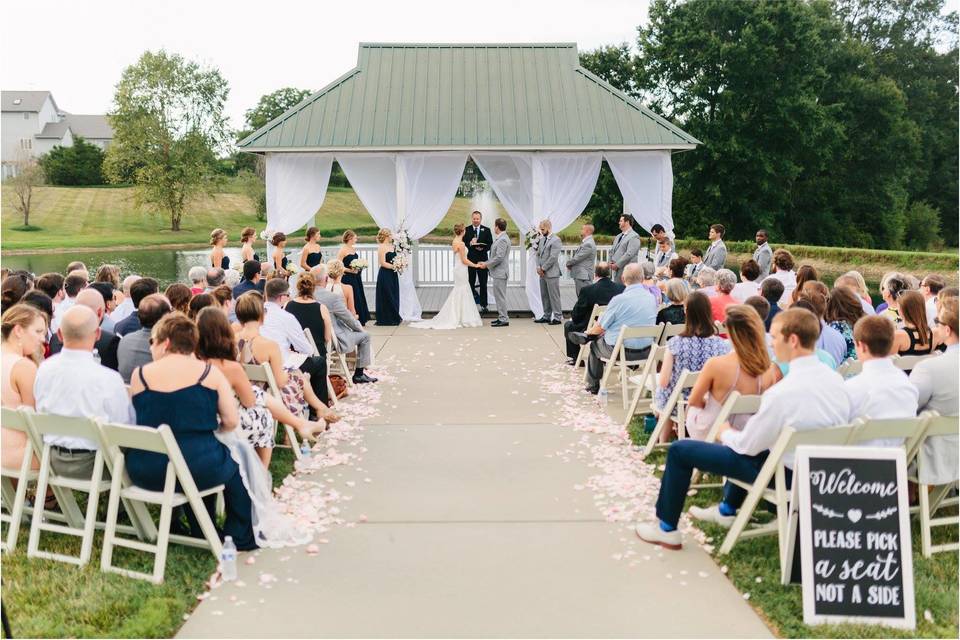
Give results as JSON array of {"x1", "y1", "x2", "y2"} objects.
[
  {"x1": 26, "y1": 445, "x2": 53, "y2": 559},
  {"x1": 100, "y1": 458, "x2": 124, "y2": 573},
  {"x1": 77, "y1": 453, "x2": 105, "y2": 565},
  {"x1": 326, "y1": 377, "x2": 339, "y2": 407},
  {"x1": 186, "y1": 490, "x2": 223, "y2": 560},
  {"x1": 919, "y1": 482, "x2": 933, "y2": 558},
  {"x1": 574, "y1": 344, "x2": 587, "y2": 369},
  {"x1": 152, "y1": 469, "x2": 177, "y2": 584},
  {"x1": 2, "y1": 473, "x2": 30, "y2": 553},
  {"x1": 719, "y1": 472, "x2": 772, "y2": 555},
  {"x1": 622, "y1": 387, "x2": 644, "y2": 431}
]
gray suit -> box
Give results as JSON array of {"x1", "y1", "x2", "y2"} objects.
[
  {"x1": 566, "y1": 235, "x2": 596, "y2": 296},
  {"x1": 485, "y1": 232, "x2": 511, "y2": 323},
  {"x1": 117, "y1": 328, "x2": 152, "y2": 384},
  {"x1": 703, "y1": 240, "x2": 727, "y2": 271},
  {"x1": 910, "y1": 346, "x2": 959, "y2": 485},
  {"x1": 314, "y1": 287, "x2": 372, "y2": 369},
  {"x1": 537, "y1": 233, "x2": 563, "y2": 321},
  {"x1": 609, "y1": 228, "x2": 641, "y2": 284},
  {"x1": 753, "y1": 242, "x2": 773, "y2": 278}
]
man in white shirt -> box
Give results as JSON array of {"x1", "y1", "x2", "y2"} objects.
[
  {"x1": 920, "y1": 274, "x2": 946, "y2": 331},
  {"x1": 845, "y1": 315, "x2": 918, "y2": 447},
  {"x1": 34, "y1": 305, "x2": 135, "y2": 479},
  {"x1": 731, "y1": 259, "x2": 762, "y2": 302},
  {"x1": 50, "y1": 271, "x2": 88, "y2": 334},
  {"x1": 109, "y1": 275, "x2": 141, "y2": 324},
  {"x1": 636, "y1": 308, "x2": 852, "y2": 549},
  {"x1": 764, "y1": 249, "x2": 797, "y2": 306}
]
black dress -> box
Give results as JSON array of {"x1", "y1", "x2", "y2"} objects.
[
  {"x1": 305, "y1": 250, "x2": 323, "y2": 269},
  {"x1": 212, "y1": 253, "x2": 230, "y2": 270},
  {"x1": 656, "y1": 304, "x2": 686, "y2": 326},
  {"x1": 285, "y1": 300, "x2": 327, "y2": 355},
  {"x1": 375, "y1": 251, "x2": 402, "y2": 326},
  {"x1": 342, "y1": 253, "x2": 370, "y2": 326}
]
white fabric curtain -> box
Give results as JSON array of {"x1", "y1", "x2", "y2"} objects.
[
  {"x1": 265, "y1": 153, "x2": 334, "y2": 234},
  {"x1": 604, "y1": 150, "x2": 674, "y2": 235},
  {"x1": 473, "y1": 152, "x2": 602, "y2": 317},
  {"x1": 337, "y1": 152, "x2": 467, "y2": 321}
]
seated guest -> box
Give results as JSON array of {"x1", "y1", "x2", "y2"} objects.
[
  {"x1": 910, "y1": 298, "x2": 958, "y2": 487},
  {"x1": 324, "y1": 259, "x2": 357, "y2": 317},
  {"x1": 210, "y1": 285, "x2": 234, "y2": 314},
  {"x1": 743, "y1": 296, "x2": 771, "y2": 327},
  {"x1": 51, "y1": 271, "x2": 88, "y2": 333},
  {"x1": 709, "y1": 269, "x2": 739, "y2": 324},
  {"x1": 835, "y1": 271, "x2": 876, "y2": 316},
  {"x1": 731, "y1": 259, "x2": 761, "y2": 302},
  {"x1": 233, "y1": 260, "x2": 262, "y2": 299},
  {"x1": 825, "y1": 286, "x2": 864, "y2": 362},
  {"x1": 1, "y1": 275, "x2": 31, "y2": 314},
  {"x1": 667, "y1": 257, "x2": 689, "y2": 281},
  {"x1": 89, "y1": 282, "x2": 118, "y2": 333},
  {"x1": 635, "y1": 308, "x2": 851, "y2": 547},
  {"x1": 694, "y1": 267, "x2": 718, "y2": 298},
  {"x1": 118, "y1": 294, "x2": 171, "y2": 383},
  {"x1": 21, "y1": 291, "x2": 55, "y2": 328},
  {"x1": 205, "y1": 267, "x2": 226, "y2": 292},
  {"x1": 66, "y1": 261, "x2": 87, "y2": 274},
  {"x1": 893, "y1": 290, "x2": 935, "y2": 356},
  {"x1": 766, "y1": 249, "x2": 797, "y2": 305},
  {"x1": 933, "y1": 287, "x2": 959, "y2": 348},
  {"x1": 110, "y1": 275, "x2": 141, "y2": 324},
  {"x1": 920, "y1": 274, "x2": 946, "y2": 330},
  {"x1": 846, "y1": 315, "x2": 919, "y2": 447},
  {"x1": 639, "y1": 262, "x2": 663, "y2": 305},
  {"x1": 1, "y1": 304, "x2": 46, "y2": 471},
  {"x1": 223, "y1": 269, "x2": 241, "y2": 290},
  {"x1": 114, "y1": 277, "x2": 159, "y2": 336},
  {"x1": 164, "y1": 283, "x2": 193, "y2": 315},
  {"x1": 34, "y1": 306, "x2": 135, "y2": 479},
  {"x1": 793, "y1": 293, "x2": 846, "y2": 367},
  {"x1": 50, "y1": 289, "x2": 121, "y2": 371},
  {"x1": 657, "y1": 278, "x2": 688, "y2": 327},
  {"x1": 683, "y1": 249, "x2": 704, "y2": 281},
  {"x1": 877, "y1": 272, "x2": 909, "y2": 324},
  {"x1": 95, "y1": 264, "x2": 121, "y2": 290},
  {"x1": 128, "y1": 312, "x2": 256, "y2": 551},
  {"x1": 311, "y1": 264, "x2": 377, "y2": 382},
  {"x1": 760, "y1": 278, "x2": 784, "y2": 331},
  {"x1": 35, "y1": 273, "x2": 65, "y2": 307},
  {"x1": 564, "y1": 264, "x2": 624, "y2": 363},
  {"x1": 188, "y1": 266, "x2": 207, "y2": 295},
  {"x1": 653, "y1": 238, "x2": 678, "y2": 277},
  {"x1": 653, "y1": 293, "x2": 730, "y2": 437},
  {"x1": 572, "y1": 264, "x2": 657, "y2": 395},
  {"x1": 284, "y1": 272, "x2": 333, "y2": 358},
  {"x1": 684, "y1": 305, "x2": 780, "y2": 440},
  {"x1": 789, "y1": 265, "x2": 819, "y2": 306},
  {"x1": 188, "y1": 293, "x2": 216, "y2": 321}
]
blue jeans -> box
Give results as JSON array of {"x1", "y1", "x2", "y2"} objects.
[{"x1": 655, "y1": 439, "x2": 770, "y2": 528}]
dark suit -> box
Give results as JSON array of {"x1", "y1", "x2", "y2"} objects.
[
  {"x1": 49, "y1": 327, "x2": 121, "y2": 371},
  {"x1": 463, "y1": 224, "x2": 493, "y2": 307},
  {"x1": 564, "y1": 277, "x2": 625, "y2": 358},
  {"x1": 232, "y1": 279, "x2": 260, "y2": 299}
]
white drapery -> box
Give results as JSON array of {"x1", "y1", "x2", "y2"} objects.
[
  {"x1": 472, "y1": 152, "x2": 602, "y2": 317},
  {"x1": 604, "y1": 150, "x2": 674, "y2": 235},
  {"x1": 337, "y1": 153, "x2": 468, "y2": 321},
  {"x1": 265, "y1": 153, "x2": 334, "y2": 234}
]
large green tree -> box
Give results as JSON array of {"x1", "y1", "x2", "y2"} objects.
[
  {"x1": 40, "y1": 136, "x2": 105, "y2": 186},
  {"x1": 104, "y1": 50, "x2": 230, "y2": 231}
]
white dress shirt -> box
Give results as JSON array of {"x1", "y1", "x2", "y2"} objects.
[
  {"x1": 731, "y1": 280, "x2": 760, "y2": 302},
  {"x1": 860, "y1": 297, "x2": 876, "y2": 316},
  {"x1": 110, "y1": 297, "x2": 135, "y2": 324},
  {"x1": 910, "y1": 345, "x2": 958, "y2": 484},
  {"x1": 764, "y1": 270, "x2": 797, "y2": 306},
  {"x1": 260, "y1": 301, "x2": 311, "y2": 368},
  {"x1": 50, "y1": 296, "x2": 78, "y2": 333},
  {"x1": 845, "y1": 357, "x2": 919, "y2": 447},
  {"x1": 34, "y1": 348, "x2": 135, "y2": 450},
  {"x1": 925, "y1": 296, "x2": 938, "y2": 330},
  {"x1": 720, "y1": 355, "x2": 852, "y2": 467}
]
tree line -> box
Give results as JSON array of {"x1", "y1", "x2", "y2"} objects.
[{"x1": 580, "y1": 0, "x2": 958, "y2": 250}]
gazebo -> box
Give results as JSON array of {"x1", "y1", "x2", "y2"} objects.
[{"x1": 239, "y1": 43, "x2": 700, "y2": 320}]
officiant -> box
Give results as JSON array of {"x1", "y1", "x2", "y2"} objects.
[{"x1": 464, "y1": 210, "x2": 493, "y2": 313}]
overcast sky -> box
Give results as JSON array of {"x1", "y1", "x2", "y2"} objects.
[{"x1": 1, "y1": 0, "x2": 648, "y2": 130}]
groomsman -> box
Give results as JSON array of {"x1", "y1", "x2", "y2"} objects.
[
  {"x1": 565, "y1": 224, "x2": 597, "y2": 296},
  {"x1": 752, "y1": 229, "x2": 773, "y2": 279},
  {"x1": 702, "y1": 224, "x2": 728, "y2": 270},
  {"x1": 463, "y1": 210, "x2": 493, "y2": 312},
  {"x1": 481, "y1": 218, "x2": 512, "y2": 327},
  {"x1": 608, "y1": 214, "x2": 641, "y2": 284},
  {"x1": 535, "y1": 219, "x2": 563, "y2": 324}
]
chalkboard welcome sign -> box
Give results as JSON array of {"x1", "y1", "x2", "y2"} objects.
[{"x1": 795, "y1": 445, "x2": 915, "y2": 629}]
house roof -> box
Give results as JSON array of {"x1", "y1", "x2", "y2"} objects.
[
  {"x1": 1, "y1": 90, "x2": 56, "y2": 113},
  {"x1": 239, "y1": 43, "x2": 699, "y2": 152},
  {"x1": 63, "y1": 113, "x2": 113, "y2": 140},
  {"x1": 36, "y1": 121, "x2": 71, "y2": 139}
]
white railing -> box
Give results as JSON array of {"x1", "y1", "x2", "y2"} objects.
[{"x1": 311, "y1": 243, "x2": 613, "y2": 286}]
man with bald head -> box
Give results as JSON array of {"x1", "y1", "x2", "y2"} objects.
[
  {"x1": 49, "y1": 288, "x2": 121, "y2": 370},
  {"x1": 35, "y1": 306, "x2": 135, "y2": 479},
  {"x1": 117, "y1": 293, "x2": 172, "y2": 383},
  {"x1": 565, "y1": 223, "x2": 597, "y2": 296}
]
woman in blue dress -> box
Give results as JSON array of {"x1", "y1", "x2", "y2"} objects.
[
  {"x1": 210, "y1": 228, "x2": 230, "y2": 270},
  {"x1": 299, "y1": 226, "x2": 323, "y2": 271},
  {"x1": 374, "y1": 228, "x2": 401, "y2": 325},
  {"x1": 337, "y1": 230, "x2": 370, "y2": 325},
  {"x1": 128, "y1": 312, "x2": 257, "y2": 550}
]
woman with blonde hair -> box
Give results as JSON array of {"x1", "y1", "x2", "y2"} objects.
[
  {"x1": 336, "y1": 230, "x2": 370, "y2": 325},
  {"x1": 374, "y1": 228, "x2": 401, "y2": 325},
  {"x1": 684, "y1": 305, "x2": 781, "y2": 440},
  {"x1": 299, "y1": 227, "x2": 323, "y2": 271},
  {"x1": 210, "y1": 228, "x2": 230, "y2": 270},
  {"x1": 325, "y1": 259, "x2": 357, "y2": 317},
  {"x1": 95, "y1": 264, "x2": 121, "y2": 289},
  {"x1": 240, "y1": 226, "x2": 259, "y2": 263},
  {"x1": 1, "y1": 304, "x2": 46, "y2": 471}
]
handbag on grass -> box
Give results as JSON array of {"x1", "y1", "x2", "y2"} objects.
[{"x1": 329, "y1": 375, "x2": 349, "y2": 399}]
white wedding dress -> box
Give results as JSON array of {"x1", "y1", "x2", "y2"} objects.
[{"x1": 410, "y1": 249, "x2": 483, "y2": 330}]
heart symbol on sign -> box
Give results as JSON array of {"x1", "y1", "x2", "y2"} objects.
[{"x1": 847, "y1": 509, "x2": 862, "y2": 523}]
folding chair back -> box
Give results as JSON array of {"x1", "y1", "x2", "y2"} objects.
[
  {"x1": 621, "y1": 345, "x2": 665, "y2": 429},
  {"x1": 599, "y1": 323, "x2": 664, "y2": 395},
  {"x1": 914, "y1": 414, "x2": 960, "y2": 557},
  {"x1": 304, "y1": 327, "x2": 339, "y2": 407},
  {"x1": 850, "y1": 415, "x2": 931, "y2": 457},
  {"x1": 323, "y1": 327, "x2": 356, "y2": 389},
  {"x1": 658, "y1": 322, "x2": 685, "y2": 346},
  {"x1": 892, "y1": 354, "x2": 936, "y2": 371},
  {"x1": 690, "y1": 392, "x2": 763, "y2": 488},
  {"x1": 23, "y1": 412, "x2": 110, "y2": 566},
  {"x1": 243, "y1": 362, "x2": 303, "y2": 459},
  {"x1": 642, "y1": 370, "x2": 699, "y2": 457},
  {"x1": 1, "y1": 407, "x2": 37, "y2": 553},
  {"x1": 99, "y1": 422, "x2": 224, "y2": 583},
  {"x1": 575, "y1": 304, "x2": 607, "y2": 371},
  {"x1": 836, "y1": 359, "x2": 863, "y2": 378}
]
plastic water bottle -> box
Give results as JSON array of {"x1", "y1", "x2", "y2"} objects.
[
  {"x1": 220, "y1": 536, "x2": 237, "y2": 581},
  {"x1": 300, "y1": 440, "x2": 312, "y2": 458},
  {"x1": 598, "y1": 388, "x2": 609, "y2": 408}
]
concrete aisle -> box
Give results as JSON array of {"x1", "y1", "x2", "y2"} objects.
[{"x1": 178, "y1": 320, "x2": 771, "y2": 638}]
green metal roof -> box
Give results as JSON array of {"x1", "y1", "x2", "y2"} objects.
[{"x1": 239, "y1": 43, "x2": 700, "y2": 152}]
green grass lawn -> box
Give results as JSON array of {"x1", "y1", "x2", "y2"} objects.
[
  {"x1": 1, "y1": 448, "x2": 295, "y2": 639},
  {"x1": 626, "y1": 419, "x2": 959, "y2": 638}
]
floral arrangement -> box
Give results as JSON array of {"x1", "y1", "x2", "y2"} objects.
[
  {"x1": 391, "y1": 252, "x2": 410, "y2": 275},
  {"x1": 524, "y1": 228, "x2": 541, "y2": 251},
  {"x1": 259, "y1": 229, "x2": 273, "y2": 241},
  {"x1": 392, "y1": 225, "x2": 413, "y2": 275},
  {"x1": 351, "y1": 258, "x2": 369, "y2": 271}
]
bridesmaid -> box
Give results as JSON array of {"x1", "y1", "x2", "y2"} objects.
[
  {"x1": 299, "y1": 227, "x2": 323, "y2": 271},
  {"x1": 271, "y1": 232, "x2": 290, "y2": 278},
  {"x1": 240, "y1": 226, "x2": 259, "y2": 263},
  {"x1": 210, "y1": 229, "x2": 230, "y2": 270},
  {"x1": 374, "y1": 228, "x2": 401, "y2": 326},
  {"x1": 337, "y1": 230, "x2": 370, "y2": 326}
]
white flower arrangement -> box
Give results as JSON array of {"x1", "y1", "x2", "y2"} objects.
[
  {"x1": 392, "y1": 225, "x2": 413, "y2": 275},
  {"x1": 391, "y1": 252, "x2": 410, "y2": 275},
  {"x1": 259, "y1": 229, "x2": 273, "y2": 241},
  {"x1": 524, "y1": 228, "x2": 541, "y2": 251},
  {"x1": 351, "y1": 258, "x2": 369, "y2": 271}
]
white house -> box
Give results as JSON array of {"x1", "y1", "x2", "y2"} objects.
[{"x1": 1, "y1": 90, "x2": 113, "y2": 178}]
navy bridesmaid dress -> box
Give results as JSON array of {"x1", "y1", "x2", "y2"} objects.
[{"x1": 375, "y1": 251, "x2": 401, "y2": 326}]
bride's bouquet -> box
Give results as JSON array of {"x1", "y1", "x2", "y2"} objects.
[
  {"x1": 391, "y1": 252, "x2": 410, "y2": 275},
  {"x1": 524, "y1": 228, "x2": 541, "y2": 251},
  {"x1": 351, "y1": 258, "x2": 369, "y2": 271}
]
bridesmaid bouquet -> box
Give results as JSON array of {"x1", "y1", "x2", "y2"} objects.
[
  {"x1": 351, "y1": 258, "x2": 369, "y2": 271},
  {"x1": 391, "y1": 252, "x2": 409, "y2": 275},
  {"x1": 524, "y1": 228, "x2": 541, "y2": 251}
]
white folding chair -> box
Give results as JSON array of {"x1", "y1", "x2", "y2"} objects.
[
  {"x1": 575, "y1": 304, "x2": 607, "y2": 370},
  {"x1": 304, "y1": 327, "x2": 339, "y2": 407},
  {"x1": 892, "y1": 353, "x2": 937, "y2": 372},
  {"x1": 621, "y1": 345, "x2": 666, "y2": 430},
  {"x1": 99, "y1": 422, "x2": 224, "y2": 584},
  {"x1": 23, "y1": 412, "x2": 111, "y2": 566},
  {"x1": 326, "y1": 331, "x2": 355, "y2": 389},
  {"x1": 836, "y1": 359, "x2": 863, "y2": 378},
  {"x1": 598, "y1": 324, "x2": 664, "y2": 398},
  {"x1": 910, "y1": 414, "x2": 959, "y2": 557},
  {"x1": 1, "y1": 407, "x2": 38, "y2": 553},
  {"x1": 642, "y1": 370, "x2": 699, "y2": 457},
  {"x1": 690, "y1": 392, "x2": 763, "y2": 488},
  {"x1": 243, "y1": 362, "x2": 303, "y2": 460},
  {"x1": 658, "y1": 322, "x2": 685, "y2": 346}
]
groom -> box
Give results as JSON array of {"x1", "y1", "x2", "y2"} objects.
[
  {"x1": 480, "y1": 218, "x2": 510, "y2": 327},
  {"x1": 463, "y1": 210, "x2": 493, "y2": 312}
]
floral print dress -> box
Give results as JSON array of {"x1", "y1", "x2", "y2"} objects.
[
  {"x1": 828, "y1": 320, "x2": 856, "y2": 364},
  {"x1": 238, "y1": 336, "x2": 309, "y2": 436},
  {"x1": 654, "y1": 335, "x2": 731, "y2": 411}
]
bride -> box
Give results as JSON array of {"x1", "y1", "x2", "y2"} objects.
[{"x1": 411, "y1": 223, "x2": 484, "y2": 330}]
